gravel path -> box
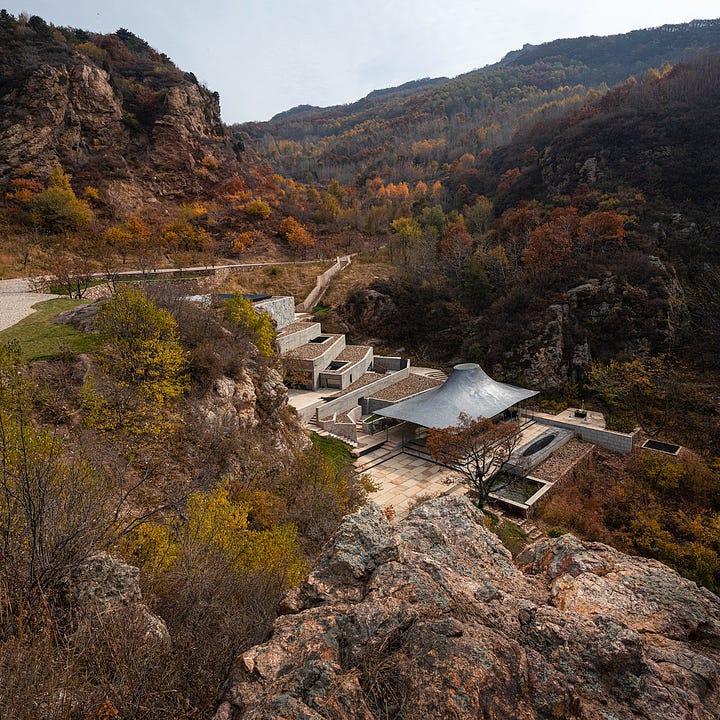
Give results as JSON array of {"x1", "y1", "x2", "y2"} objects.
[{"x1": 0, "y1": 278, "x2": 58, "y2": 332}]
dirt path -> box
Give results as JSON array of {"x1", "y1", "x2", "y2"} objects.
[{"x1": 0, "y1": 278, "x2": 57, "y2": 332}]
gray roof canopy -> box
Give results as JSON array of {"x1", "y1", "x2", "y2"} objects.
[{"x1": 375, "y1": 363, "x2": 538, "y2": 429}]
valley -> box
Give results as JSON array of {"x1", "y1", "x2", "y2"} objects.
[{"x1": 1, "y1": 8, "x2": 720, "y2": 719}]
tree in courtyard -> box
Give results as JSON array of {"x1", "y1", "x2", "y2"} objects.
[{"x1": 426, "y1": 413, "x2": 522, "y2": 508}]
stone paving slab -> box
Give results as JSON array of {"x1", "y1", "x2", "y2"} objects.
[{"x1": 358, "y1": 450, "x2": 467, "y2": 519}]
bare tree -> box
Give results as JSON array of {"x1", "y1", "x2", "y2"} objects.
[
  {"x1": 426, "y1": 412, "x2": 521, "y2": 508},
  {"x1": 0, "y1": 342, "x2": 167, "y2": 614}
]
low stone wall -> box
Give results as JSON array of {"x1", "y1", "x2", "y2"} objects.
[
  {"x1": 296, "y1": 256, "x2": 352, "y2": 313},
  {"x1": 372, "y1": 356, "x2": 406, "y2": 372},
  {"x1": 532, "y1": 415, "x2": 634, "y2": 454},
  {"x1": 317, "y1": 366, "x2": 411, "y2": 421},
  {"x1": 318, "y1": 406, "x2": 361, "y2": 443},
  {"x1": 318, "y1": 348, "x2": 373, "y2": 390},
  {"x1": 255, "y1": 296, "x2": 295, "y2": 330},
  {"x1": 277, "y1": 323, "x2": 321, "y2": 354}
]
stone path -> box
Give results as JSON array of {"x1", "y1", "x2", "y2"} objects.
[
  {"x1": 0, "y1": 278, "x2": 57, "y2": 331},
  {"x1": 295, "y1": 255, "x2": 352, "y2": 312}
]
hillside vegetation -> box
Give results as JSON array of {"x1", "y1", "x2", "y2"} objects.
[{"x1": 2, "y1": 11, "x2": 720, "y2": 717}]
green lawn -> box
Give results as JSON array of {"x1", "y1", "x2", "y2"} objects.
[
  {"x1": 0, "y1": 299, "x2": 102, "y2": 361},
  {"x1": 311, "y1": 432, "x2": 354, "y2": 470}
]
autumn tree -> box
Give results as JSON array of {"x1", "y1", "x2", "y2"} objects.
[
  {"x1": 586, "y1": 356, "x2": 671, "y2": 433},
  {"x1": 579, "y1": 211, "x2": 625, "y2": 256},
  {"x1": 224, "y1": 295, "x2": 277, "y2": 357},
  {"x1": 426, "y1": 413, "x2": 522, "y2": 508},
  {"x1": 390, "y1": 216, "x2": 422, "y2": 263},
  {"x1": 279, "y1": 216, "x2": 314, "y2": 257},
  {"x1": 244, "y1": 199, "x2": 272, "y2": 221},
  {"x1": 0, "y1": 341, "x2": 159, "y2": 612},
  {"x1": 496, "y1": 205, "x2": 541, "y2": 271},
  {"x1": 44, "y1": 250, "x2": 94, "y2": 298},
  {"x1": 522, "y1": 220, "x2": 574, "y2": 272},
  {"x1": 104, "y1": 216, "x2": 152, "y2": 266},
  {"x1": 438, "y1": 222, "x2": 473, "y2": 283},
  {"x1": 464, "y1": 195, "x2": 494, "y2": 236},
  {"x1": 30, "y1": 165, "x2": 93, "y2": 233},
  {"x1": 86, "y1": 288, "x2": 189, "y2": 435}
]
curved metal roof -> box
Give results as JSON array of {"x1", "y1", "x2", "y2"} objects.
[{"x1": 375, "y1": 363, "x2": 538, "y2": 429}]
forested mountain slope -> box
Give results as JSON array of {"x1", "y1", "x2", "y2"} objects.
[{"x1": 239, "y1": 19, "x2": 720, "y2": 186}]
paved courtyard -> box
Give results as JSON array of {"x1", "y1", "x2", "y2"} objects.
[
  {"x1": 357, "y1": 450, "x2": 467, "y2": 518},
  {"x1": 355, "y1": 419, "x2": 555, "y2": 519}
]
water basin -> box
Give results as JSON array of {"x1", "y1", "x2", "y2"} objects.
[
  {"x1": 492, "y1": 473, "x2": 545, "y2": 504},
  {"x1": 522, "y1": 432, "x2": 558, "y2": 457}
]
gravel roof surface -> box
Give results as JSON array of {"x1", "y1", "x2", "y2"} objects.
[
  {"x1": 277, "y1": 321, "x2": 319, "y2": 337},
  {"x1": 335, "y1": 345, "x2": 372, "y2": 362},
  {"x1": 335, "y1": 372, "x2": 384, "y2": 395},
  {"x1": 285, "y1": 334, "x2": 343, "y2": 359},
  {"x1": 531, "y1": 438, "x2": 594, "y2": 482},
  {"x1": 369, "y1": 375, "x2": 443, "y2": 402}
]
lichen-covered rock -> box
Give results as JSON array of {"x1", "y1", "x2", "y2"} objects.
[
  {"x1": 64, "y1": 552, "x2": 170, "y2": 648},
  {"x1": 214, "y1": 496, "x2": 720, "y2": 719}
]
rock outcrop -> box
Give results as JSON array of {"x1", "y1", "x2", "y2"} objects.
[
  {"x1": 214, "y1": 496, "x2": 720, "y2": 719},
  {"x1": 0, "y1": 21, "x2": 245, "y2": 210},
  {"x1": 497, "y1": 256, "x2": 687, "y2": 390},
  {"x1": 64, "y1": 552, "x2": 170, "y2": 649}
]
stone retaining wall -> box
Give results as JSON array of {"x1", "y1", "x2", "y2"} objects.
[
  {"x1": 318, "y1": 406, "x2": 361, "y2": 443},
  {"x1": 532, "y1": 415, "x2": 634, "y2": 454},
  {"x1": 296, "y1": 256, "x2": 352, "y2": 312},
  {"x1": 317, "y1": 365, "x2": 411, "y2": 421}
]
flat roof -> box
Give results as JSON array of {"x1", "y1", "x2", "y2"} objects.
[
  {"x1": 375, "y1": 363, "x2": 538, "y2": 428},
  {"x1": 284, "y1": 334, "x2": 344, "y2": 360},
  {"x1": 368, "y1": 374, "x2": 443, "y2": 402},
  {"x1": 277, "y1": 320, "x2": 319, "y2": 337}
]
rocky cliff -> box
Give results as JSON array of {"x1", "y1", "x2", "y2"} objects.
[
  {"x1": 0, "y1": 17, "x2": 246, "y2": 211},
  {"x1": 214, "y1": 496, "x2": 720, "y2": 719}
]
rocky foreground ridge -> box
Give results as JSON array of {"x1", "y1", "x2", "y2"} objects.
[{"x1": 214, "y1": 496, "x2": 720, "y2": 719}]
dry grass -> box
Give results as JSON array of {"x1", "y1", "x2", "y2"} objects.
[
  {"x1": 217, "y1": 258, "x2": 395, "y2": 311},
  {"x1": 323, "y1": 261, "x2": 395, "y2": 307},
  {"x1": 220, "y1": 262, "x2": 329, "y2": 303}
]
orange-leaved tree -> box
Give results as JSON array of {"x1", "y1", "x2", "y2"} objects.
[
  {"x1": 426, "y1": 412, "x2": 521, "y2": 508},
  {"x1": 279, "y1": 216, "x2": 314, "y2": 256}
]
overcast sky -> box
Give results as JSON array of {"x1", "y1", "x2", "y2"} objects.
[{"x1": 3, "y1": 1, "x2": 719, "y2": 123}]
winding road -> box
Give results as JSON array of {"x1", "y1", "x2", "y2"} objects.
[{"x1": 0, "y1": 278, "x2": 57, "y2": 332}]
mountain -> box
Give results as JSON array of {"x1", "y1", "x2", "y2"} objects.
[
  {"x1": 0, "y1": 13, "x2": 248, "y2": 211},
  {"x1": 238, "y1": 19, "x2": 720, "y2": 186}
]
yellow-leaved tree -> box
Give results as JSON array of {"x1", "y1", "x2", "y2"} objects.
[
  {"x1": 30, "y1": 164, "x2": 93, "y2": 233},
  {"x1": 84, "y1": 287, "x2": 189, "y2": 435},
  {"x1": 224, "y1": 295, "x2": 276, "y2": 357},
  {"x1": 127, "y1": 484, "x2": 307, "y2": 585}
]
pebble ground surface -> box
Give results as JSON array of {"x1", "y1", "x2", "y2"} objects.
[{"x1": 0, "y1": 278, "x2": 57, "y2": 331}]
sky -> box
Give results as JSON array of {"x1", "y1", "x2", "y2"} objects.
[{"x1": 2, "y1": 1, "x2": 719, "y2": 123}]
